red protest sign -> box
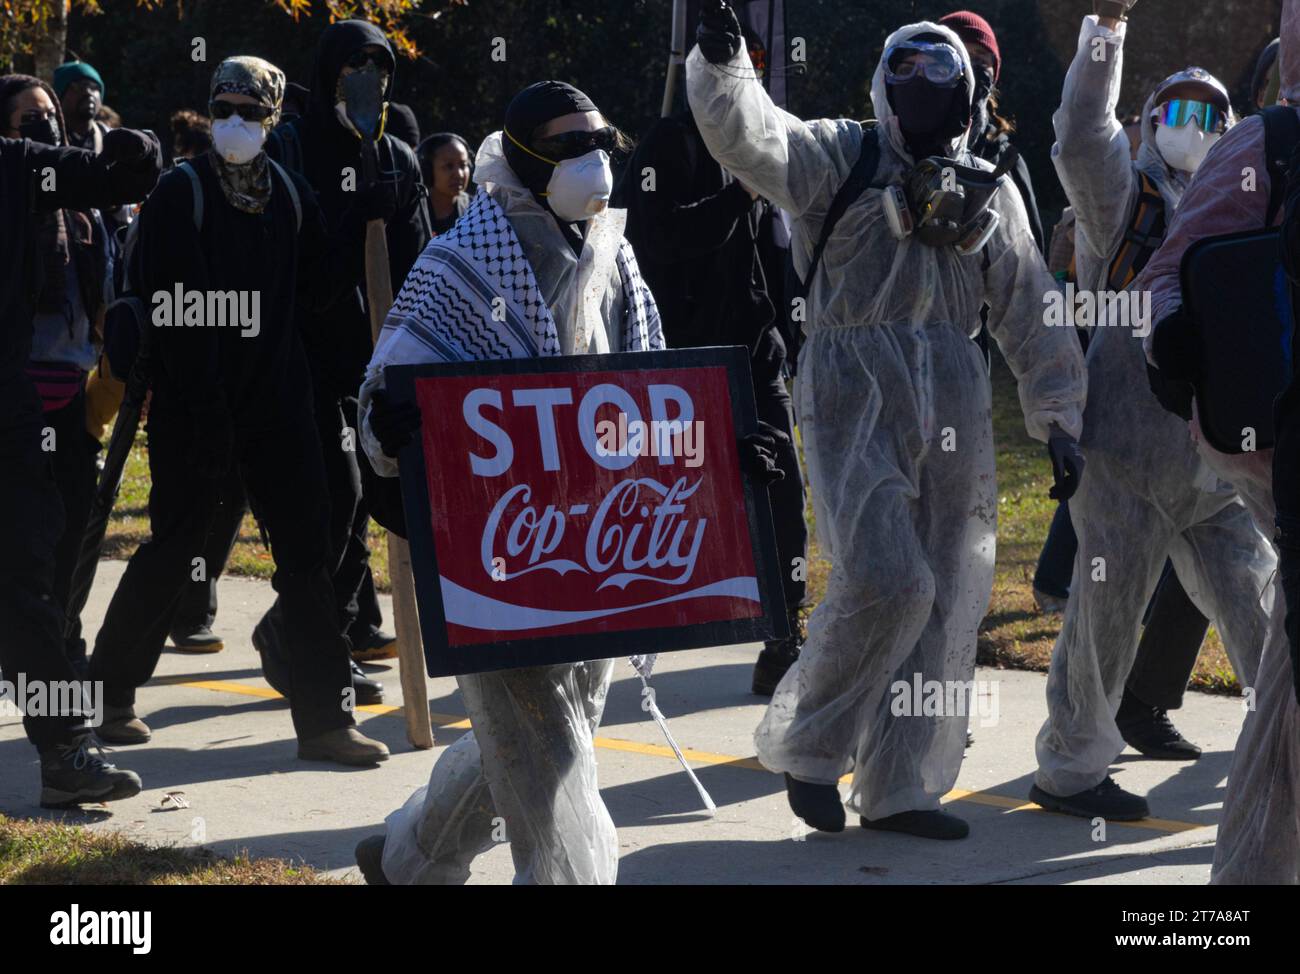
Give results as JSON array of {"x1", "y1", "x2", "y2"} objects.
[{"x1": 387, "y1": 348, "x2": 787, "y2": 676}]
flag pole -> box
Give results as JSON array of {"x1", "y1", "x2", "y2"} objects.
[{"x1": 661, "y1": 0, "x2": 688, "y2": 117}]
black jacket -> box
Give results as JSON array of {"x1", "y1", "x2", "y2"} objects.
[
  {"x1": 624, "y1": 111, "x2": 777, "y2": 352},
  {"x1": 267, "y1": 19, "x2": 430, "y2": 401},
  {"x1": 134, "y1": 153, "x2": 361, "y2": 434},
  {"x1": 1, "y1": 133, "x2": 159, "y2": 452}
]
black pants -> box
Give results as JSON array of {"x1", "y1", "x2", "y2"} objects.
[
  {"x1": 753, "y1": 328, "x2": 807, "y2": 615},
  {"x1": 1273, "y1": 375, "x2": 1300, "y2": 701},
  {"x1": 46, "y1": 386, "x2": 102, "y2": 664},
  {"x1": 260, "y1": 395, "x2": 383, "y2": 645},
  {"x1": 1126, "y1": 561, "x2": 1210, "y2": 711},
  {"x1": 88, "y1": 414, "x2": 354, "y2": 738},
  {"x1": 0, "y1": 433, "x2": 89, "y2": 749},
  {"x1": 170, "y1": 466, "x2": 246, "y2": 634}
]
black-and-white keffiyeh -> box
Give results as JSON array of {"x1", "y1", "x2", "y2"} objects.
[
  {"x1": 371, "y1": 187, "x2": 660, "y2": 364},
  {"x1": 360, "y1": 186, "x2": 663, "y2": 475}
]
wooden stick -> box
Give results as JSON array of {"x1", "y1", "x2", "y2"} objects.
[{"x1": 364, "y1": 216, "x2": 434, "y2": 750}]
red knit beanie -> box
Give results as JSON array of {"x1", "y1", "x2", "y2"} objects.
[{"x1": 938, "y1": 11, "x2": 1001, "y2": 82}]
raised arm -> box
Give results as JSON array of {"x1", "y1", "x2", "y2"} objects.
[
  {"x1": 685, "y1": 4, "x2": 852, "y2": 224},
  {"x1": 1050, "y1": 15, "x2": 1139, "y2": 265}
]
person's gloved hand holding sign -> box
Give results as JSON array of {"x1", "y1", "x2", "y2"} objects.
[{"x1": 697, "y1": 0, "x2": 743, "y2": 65}]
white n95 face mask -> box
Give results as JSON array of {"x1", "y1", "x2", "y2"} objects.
[
  {"x1": 212, "y1": 116, "x2": 267, "y2": 165},
  {"x1": 1155, "y1": 122, "x2": 1220, "y2": 174},
  {"x1": 545, "y1": 149, "x2": 613, "y2": 222}
]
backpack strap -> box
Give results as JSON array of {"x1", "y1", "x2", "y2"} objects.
[
  {"x1": 177, "y1": 160, "x2": 204, "y2": 231},
  {"x1": 268, "y1": 158, "x2": 303, "y2": 233},
  {"x1": 795, "y1": 121, "x2": 881, "y2": 299},
  {"x1": 1106, "y1": 171, "x2": 1166, "y2": 291},
  {"x1": 1263, "y1": 105, "x2": 1300, "y2": 226}
]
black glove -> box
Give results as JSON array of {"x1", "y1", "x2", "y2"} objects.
[
  {"x1": 1146, "y1": 362, "x2": 1195, "y2": 421},
  {"x1": 188, "y1": 409, "x2": 236, "y2": 482},
  {"x1": 101, "y1": 127, "x2": 161, "y2": 169},
  {"x1": 345, "y1": 178, "x2": 398, "y2": 227},
  {"x1": 1047, "y1": 427, "x2": 1085, "y2": 501},
  {"x1": 697, "y1": 0, "x2": 743, "y2": 65},
  {"x1": 369, "y1": 388, "x2": 422, "y2": 458},
  {"x1": 739, "y1": 420, "x2": 788, "y2": 486},
  {"x1": 1095, "y1": 0, "x2": 1138, "y2": 19}
]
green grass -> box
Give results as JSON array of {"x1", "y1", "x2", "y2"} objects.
[
  {"x1": 102, "y1": 354, "x2": 1237, "y2": 693},
  {"x1": 0, "y1": 814, "x2": 341, "y2": 885}
]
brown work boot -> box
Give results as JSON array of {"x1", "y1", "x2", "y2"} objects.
[
  {"x1": 298, "y1": 726, "x2": 389, "y2": 766},
  {"x1": 96, "y1": 704, "x2": 152, "y2": 745}
]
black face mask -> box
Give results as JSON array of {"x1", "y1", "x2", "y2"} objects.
[
  {"x1": 889, "y1": 78, "x2": 971, "y2": 158},
  {"x1": 19, "y1": 115, "x2": 60, "y2": 147}
]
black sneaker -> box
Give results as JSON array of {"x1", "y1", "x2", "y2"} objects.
[
  {"x1": 351, "y1": 627, "x2": 398, "y2": 663},
  {"x1": 39, "y1": 736, "x2": 142, "y2": 809},
  {"x1": 783, "y1": 773, "x2": 845, "y2": 832},
  {"x1": 1029, "y1": 776, "x2": 1150, "y2": 821},
  {"x1": 350, "y1": 660, "x2": 385, "y2": 706},
  {"x1": 1116, "y1": 689, "x2": 1202, "y2": 760},
  {"x1": 861, "y1": 808, "x2": 970, "y2": 840},
  {"x1": 355, "y1": 834, "x2": 391, "y2": 885},
  {"x1": 169, "y1": 625, "x2": 225, "y2": 654},
  {"x1": 753, "y1": 610, "x2": 806, "y2": 696}
]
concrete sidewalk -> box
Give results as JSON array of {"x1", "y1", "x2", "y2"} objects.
[{"x1": 0, "y1": 560, "x2": 1244, "y2": 884}]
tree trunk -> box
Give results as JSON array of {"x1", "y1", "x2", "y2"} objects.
[{"x1": 33, "y1": 0, "x2": 70, "y2": 80}]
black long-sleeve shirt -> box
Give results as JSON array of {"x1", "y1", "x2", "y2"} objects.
[
  {"x1": 1, "y1": 134, "x2": 160, "y2": 451},
  {"x1": 623, "y1": 111, "x2": 775, "y2": 351},
  {"x1": 134, "y1": 153, "x2": 362, "y2": 434}
]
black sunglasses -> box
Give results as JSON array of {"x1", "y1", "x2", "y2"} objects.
[
  {"x1": 210, "y1": 101, "x2": 275, "y2": 123},
  {"x1": 344, "y1": 50, "x2": 386, "y2": 71},
  {"x1": 531, "y1": 126, "x2": 620, "y2": 162}
]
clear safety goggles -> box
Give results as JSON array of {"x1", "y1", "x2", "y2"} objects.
[
  {"x1": 884, "y1": 41, "x2": 965, "y2": 88},
  {"x1": 1155, "y1": 98, "x2": 1228, "y2": 134}
]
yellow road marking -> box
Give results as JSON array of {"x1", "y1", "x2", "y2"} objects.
[{"x1": 158, "y1": 676, "x2": 1207, "y2": 834}]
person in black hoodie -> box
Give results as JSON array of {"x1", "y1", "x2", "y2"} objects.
[
  {"x1": 0, "y1": 74, "x2": 159, "y2": 807},
  {"x1": 258, "y1": 19, "x2": 431, "y2": 674},
  {"x1": 624, "y1": 106, "x2": 807, "y2": 697},
  {"x1": 85, "y1": 56, "x2": 389, "y2": 767}
]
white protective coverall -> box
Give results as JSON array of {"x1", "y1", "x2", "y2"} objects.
[
  {"x1": 357, "y1": 132, "x2": 664, "y2": 884},
  {"x1": 1033, "y1": 15, "x2": 1273, "y2": 800},
  {"x1": 687, "y1": 22, "x2": 1087, "y2": 821},
  {"x1": 1139, "y1": 0, "x2": 1300, "y2": 885}
]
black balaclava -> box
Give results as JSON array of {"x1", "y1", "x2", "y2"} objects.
[
  {"x1": 886, "y1": 33, "x2": 971, "y2": 160},
  {"x1": 502, "y1": 80, "x2": 599, "y2": 254},
  {"x1": 502, "y1": 80, "x2": 597, "y2": 197},
  {"x1": 307, "y1": 19, "x2": 396, "y2": 142}
]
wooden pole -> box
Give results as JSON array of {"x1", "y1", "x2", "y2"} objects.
[{"x1": 364, "y1": 216, "x2": 434, "y2": 750}]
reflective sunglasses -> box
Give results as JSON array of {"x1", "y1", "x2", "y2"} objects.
[
  {"x1": 884, "y1": 42, "x2": 965, "y2": 88},
  {"x1": 210, "y1": 101, "x2": 276, "y2": 123},
  {"x1": 1155, "y1": 98, "x2": 1227, "y2": 134},
  {"x1": 530, "y1": 126, "x2": 620, "y2": 163}
]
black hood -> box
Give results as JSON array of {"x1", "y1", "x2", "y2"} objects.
[{"x1": 307, "y1": 19, "x2": 396, "y2": 129}]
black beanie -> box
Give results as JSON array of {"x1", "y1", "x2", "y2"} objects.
[{"x1": 502, "y1": 80, "x2": 597, "y2": 195}]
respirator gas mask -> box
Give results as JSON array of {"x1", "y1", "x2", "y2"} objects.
[{"x1": 882, "y1": 148, "x2": 1017, "y2": 256}]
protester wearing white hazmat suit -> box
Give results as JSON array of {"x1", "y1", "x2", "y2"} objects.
[
  {"x1": 1142, "y1": 0, "x2": 1300, "y2": 885},
  {"x1": 1030, "y1": 6, "x2": 1273, "y2": 823},
  {"x1": 689, "y1": 1, "x2": 1087, "y2": 839},
  {"x1": 347, "y1": 81, "x2": 672, "y2": 885}
]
